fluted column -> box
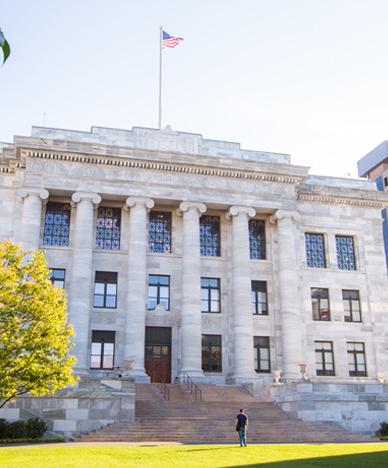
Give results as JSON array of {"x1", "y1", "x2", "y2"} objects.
[
  {"x1": 178, "y1": 201, "x2": 207, "y2": 381},
  {"x1": 124, "y1": 196, "x2": 154, "y2": 381},
  {"x1": 274, "y1": 210, "x2": 303, "y2": 380},
  {"x1": 69, "y1": 191, "x2": 101, "y2": 373},
  {"x1": 18, "y1": 187, "x2": 49, "y2": 249},
  {"x1": 228, "y1": 206, "x2": 257, "y2": 382}
]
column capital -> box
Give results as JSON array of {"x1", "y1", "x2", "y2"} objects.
[
  {"x1": 227, "y1": 205, "x2": 256, "y2": 219},
  {"x1": 17, "y1": 187, "x2": 49, "y2": 201},
  {"x1": 270, "y1": 209, "x2": 301, "y2": 224},
  {"x1": 71, "y1": 191, "x2": 101, "y2": 205},
  {"x1": 177, "y1": 201, "x2": 207, "y2": 216},
  {"x1": 125, "y1": 196, "x2": 154, "y2": 210}
]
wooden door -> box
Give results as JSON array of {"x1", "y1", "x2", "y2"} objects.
[{"x1": 145, "y1": 327, "x2": 171, "y2": 383}]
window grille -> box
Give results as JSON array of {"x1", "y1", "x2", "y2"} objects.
[
  {"x1": 42, "y1": 203, "x2": 71, "y2": 247},
  {"x1": 96, "y1": 207, "x2": 121, "y2": 250},
  {"x1": 148, "y1": 211, "x2": 172, "y2": 254},
  {"x1": 305, "y1": 233, "x2": 326, "y2": 268},
  {"x1": 336, "y1": 235, "x2": 356, "y2": 270},
  {"x1": 200, "y1": 216, "x2": 220, "y2": 256},
  {"x1": 249, "y1": 220, "x2": 266, "y2": 259}
]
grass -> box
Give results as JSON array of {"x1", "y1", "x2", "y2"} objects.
[{"x1": 0, "y1": 443, "x2": 388, "y2": 467}]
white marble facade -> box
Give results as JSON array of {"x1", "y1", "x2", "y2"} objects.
[{"x1": 1, "y1": 125, "x2": 388, "y2": 385}]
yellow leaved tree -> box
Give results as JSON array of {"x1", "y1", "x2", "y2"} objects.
[{"x1": 0, "y1": 241, "x2": 77, "y2": 408}]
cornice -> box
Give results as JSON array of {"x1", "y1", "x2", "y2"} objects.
[
  {"x1": 297, "y1": 193, "x2": 384, "y2": 208},
  {"x1": 22, "y1": 149, "x2": 303, "y2": 185}
]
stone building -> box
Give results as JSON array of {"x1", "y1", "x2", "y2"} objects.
[{"x1": 1, "y1": 124, "x2": 388, "y2": 389}]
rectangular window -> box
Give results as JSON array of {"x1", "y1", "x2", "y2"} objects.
[
  {"x1": 201, "y1": 278, "x2": 221, "y2": 313},
  {"x1": 336, "y1": 235, "x2": 356, "y2": 270},
  {"x1": 343, "y1": 290, "x2": 361, "y2": 323},
  {"x1": 249, "y1": 220, "x2": 266, "y2": 260},
  {"x1": 93, "y1": 271, "x2": 117, "y2": 309},
  {"x1": 315, "y1": 341, "x2": 335, "y2": 376},
  {"x1": 347, "y1": 342, "x2": 367, "y2": 377},
  {"x1": 96, "y1": 207, "x2": 121, "y2": 250},
  {"x1": 148, "y1": 275, "x2": 170, "y2": 310},
  {"x1": 305, "y1": 233, "x2": 326, "y2": 268},
  {"x1": 251, "y1": 281, "x2": 268, "y2": 315},
  {"x1": 42, "y1": 202, "x2": 71, "y2": 247},
  {"x1": 148, "y1": 211, "x2": 172, "y2": 254},
  {"x1": 254, "y1": 337, "x2": 271, "y2": 373},
  {"x1": 200, "y1": 215, "x2": 220, "y2": 257},
  {"x1": 311, "y1": 288, "x2": 330, "y2": 321},
  {"x1": 90, "y1": 331, "x2": 115, "y2": 369},
  {"x1": 202, "y1": 334, "x2": 222, "y2": 372},
  {"x1": 50, "y1": 268, "x2": 65, "y2": 289}
]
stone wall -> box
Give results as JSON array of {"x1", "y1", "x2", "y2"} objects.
[
  {"x1": 0, "y1": 377, "x2": 135, "y2": 438},
  {"x1": 271, "y1": 382, "x2": 388, "y2": 434}
]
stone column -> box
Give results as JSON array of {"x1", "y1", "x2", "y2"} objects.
[
  {"x1": 124, "y1": 196, "x2": 154, "y2": 381},
  {"x1": 274, "y1": 210, "x2": 303, "y2": 381},
  {"x1": 228, "y1": 206, "x2": 257, "y2": 382},
  {"x1": 69, "y1": 192, "x2": 101, "y2": 373},
  {"x1": 178, "y1": 201, "x2": 207, "y2": 381},
  {"x1": 18, "y1": 188, "x2": 49, "y2": 249}
]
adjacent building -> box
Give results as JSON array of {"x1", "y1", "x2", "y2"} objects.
[{"x1": 1, "y1": 125, "x2": 388, "y2": 387}]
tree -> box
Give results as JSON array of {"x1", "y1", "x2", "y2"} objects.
[
  {"x1": 0, "y1": 28, "x2": 10, "y2": 64},
  {"x1": 0, "y1": 241, "x2": 77, "y2": 408}
]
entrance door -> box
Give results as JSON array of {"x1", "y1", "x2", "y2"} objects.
[{"x1": 145, "y1": 327, "x2": 171, "y2": 383}]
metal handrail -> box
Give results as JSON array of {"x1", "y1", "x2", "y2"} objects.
[
  {"x1": 182, "y1": 372, "x2": 202, "y2": 401},
  {"x1": 156, "y1": 382, "x2": 170, "y2": 400}
]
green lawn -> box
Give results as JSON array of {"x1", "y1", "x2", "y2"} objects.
[{"x1": 0, "y1": 443, "x2": 388, "y2": 467}]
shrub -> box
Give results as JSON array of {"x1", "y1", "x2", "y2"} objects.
[
  {"x1": 6, "y1": 420, "x2": 27, "y2": 439},
  {"x1": 0, "y1": 418, "x2": 7, "y2": 438},
  {"x1": 26, "y1": 418, "x2": 47, "y2": 438},
  {"x1": 376, "y1": 422, "x2": 388, "y2": 437}
]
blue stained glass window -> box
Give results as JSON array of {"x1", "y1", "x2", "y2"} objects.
[
  {"x1": 96, "y1": 207, "x2": 121, "y2": 250},
  {"x1": 148, "y1": 211, "x2": 172, "y2": 253},
  {"x1": 336, "y1": 235, "x2": 356, "y2": 270},
  {"x1": 305, "y1": 233, "x2": 326, "y2": 268},
  {"x1": 200, "y1": 216, "x2": 220, "y2": 257},
  {"x1": 249, "y1": 220, "x2": 266, "y2": 260},
  {"x1": 43, "y1": 202, "x2": 71, "y2": 247}
]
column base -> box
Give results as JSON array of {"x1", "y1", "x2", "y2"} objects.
[{"x1": 226, "y1": 373, "x2": 258, "y2": 385}]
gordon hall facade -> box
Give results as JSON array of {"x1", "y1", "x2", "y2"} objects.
[{"x1": 1, "y1": 125, "x2": 388, "y2": 386}]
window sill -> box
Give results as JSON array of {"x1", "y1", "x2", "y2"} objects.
[
  {"x1": 92, "y1": 308, "x2": 117, "y2": 312},
  {"x1": 201, "y1": 312, "x2": 222, "y2": 315},
  {"x1": 93, "y1": 249, "x2": 127, "y2": 255},
  {"x1": 200, "y1": 256, "x2": 225, "y2": 261},
  {"x1": 41, "y1": 245, "x2": 71, "y2": 251}
]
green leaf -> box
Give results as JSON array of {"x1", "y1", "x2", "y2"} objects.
[{"x1": 1, "y1": 39, "x2": 10, "y2": 64}]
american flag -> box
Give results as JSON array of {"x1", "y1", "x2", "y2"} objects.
[{"x1": 162, "y1": 30, "x2": 184, "y2": 48}]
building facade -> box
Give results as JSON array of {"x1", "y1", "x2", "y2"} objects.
[
  {"x1": 2, "y1": 125, "x2": 388, "y2": 386},
  {"x1": 358, "y1": 141, "x2": 388, "y2": 271}
]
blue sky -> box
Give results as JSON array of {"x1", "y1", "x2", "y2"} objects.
[{"x1": 2, "y1": 0, "x2": 388, "y2": 176}]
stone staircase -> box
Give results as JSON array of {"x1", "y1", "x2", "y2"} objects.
[{"x1": 77, "y1": 383, "x2": 371, "y2": 443}]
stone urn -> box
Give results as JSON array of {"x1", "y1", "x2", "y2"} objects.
[
  {"x1": 273, "y1": 369, "x2": 282, "y2": 385},
  {"x1": 377, "y1": 372, "x2": 385, "y2": 383},
  {"x1": 299, "y1": 363, "x2": 309, "y2": 381}
]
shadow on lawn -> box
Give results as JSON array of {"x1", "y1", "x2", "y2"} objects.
[{"x1": 219, "y1": 449, "x2": 388, "y2": 468}]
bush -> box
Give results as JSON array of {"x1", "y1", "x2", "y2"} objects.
[
  {"x1": 26, "y1": 418, "x2": 47, "y2": 438},
  {"x1": 6, "y1": 420, "x2": 27, "y2": 439},
  {"x1": 0, "y1": 418, "x2": 47, "y2": 439},
  {"x1": 0, "y1": 419, "x2": 7, "y2": 438},
  {"x1": 376, "y1": 422, "x2": 388, "y2": 437}
]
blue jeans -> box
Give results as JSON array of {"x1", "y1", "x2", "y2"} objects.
[{"x1": 238, "y1": 427, "x2": 247, "y2": 446}]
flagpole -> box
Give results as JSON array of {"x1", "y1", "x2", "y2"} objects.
[{"x1": 158, "y1": 26, "x2": 163, "y2": 130}]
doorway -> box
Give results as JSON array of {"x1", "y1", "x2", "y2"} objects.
[{"x1": 145, "y1": 326, "x2": 172, "y2": 383}]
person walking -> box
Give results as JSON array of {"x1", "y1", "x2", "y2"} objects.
[{"x1": 236, "y1": 408, "x2": 248, "y2": 447}]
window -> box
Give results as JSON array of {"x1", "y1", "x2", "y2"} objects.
[
  {"x1": 384, "y1": 177, "x2": 388, "y2": 187},
  {"x1": 251, "y1": 281, "x2": 268, "y2": 315},
  {"x1": 50, "y1": 268, "x2": 65, "y2": 289},
  {"x1": 336, "y1": 235, "x2": 356, "y2": 270},
  {"x1": 311, "y1": 288, "x2": 330, "y2": 321},
  {"x1": 42, "y1": 202, "x2": 71, "y2": 247},
  {"x1": 254, "y1": 337, "x2": 271, "y2": 373},
  {"x1": 347, "y1": 342, "x2": 367, "y2": 377},
  {"x1": 96, "y1": 207, "x2": 121, "y2": 250},
  {"x1": 200, "y1": 215, "x2": 220, "y2": 256},
  {"x1": 93, "y1": 272, "x2": 117, "y2": 309},
  {"x1": 202, "y1": 335, "x2": 222, "y2": 372},
  {"x1": 343, "y1": 290, "x2": 361, "y2": 323},
  {"x1": 249, "y1": 220, "x2": 266, "y2": 260},
  {"x1": 305, "y1": 233, "x2": 326, "y2": 268},
  {"x1": 201, "y1": 278, "x2": 220, "y2": 313},
  {"x1": 90, "y1": 331, "x2": 115, "y2": 369},
  {"x1": 148, "y1": 275, "x2": 170, "y2": 310},
  {"x1": 148, "y1": 211, "x2": 172, "y2": 254},
  {"x1": 315, "y1": 341, "x2": 335, "y2": 376}
]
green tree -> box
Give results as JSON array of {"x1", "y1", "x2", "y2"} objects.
[
  {"x1": 0, "y1": 28, "x2": 10, "y2": 64},
  {"x1": 0, "y1": 241, "x2": 77, "y2": 408}
]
